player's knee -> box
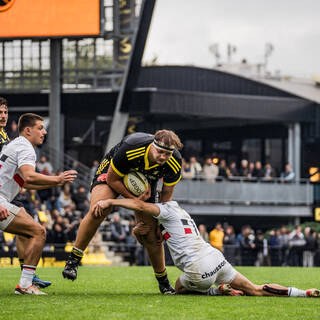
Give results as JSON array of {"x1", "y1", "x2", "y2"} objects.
[
  {"x1": 133, "y1": 222, "x2": 152, "y2": 245},
  {"x1": 89, "y1": 206, "x2": 111, "y2": 219},
  {"x1": 33, "y1": 224, "x2": 46, "y2": 242}
]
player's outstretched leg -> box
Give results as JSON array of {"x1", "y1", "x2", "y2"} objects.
[
  {"x1": 63, "y1": 185, "x2": 115, "y2": 281},
  {"x1": 5, "y1": 209, "x2": 47, "y2": 295},
  {"x1": 17, "y1": 237, "x2": 52, "y2": 288},
  {"x1": 230, "y1": 272, "x2": 320, "y2": 298},
  {"x1": 133, "y1": 217, "x2": 175, "y2": 295}
]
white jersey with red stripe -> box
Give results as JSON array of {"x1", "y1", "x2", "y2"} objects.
[
  {"x1": 0, "y1": 136, "x2": 36, "y2": 202},
  {"x1": 154, "y1": 201, "x2": 213, "y2": 271}
]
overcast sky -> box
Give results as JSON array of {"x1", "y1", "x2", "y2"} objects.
[{"x1": 142, "y1": 0, "x2": 320, "y2": 78}]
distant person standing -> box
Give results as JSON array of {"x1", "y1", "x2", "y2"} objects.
[
  {"x1": 223, "y1": 225, "x2": 236, "y2": 265},
  {"x1": 189, "y1": 156, "x2": 202, "y2": 180},
  {"x1": 303, "y1": 227, "x2": 316, "y2": 267},
  {"x1": 37, "y1": 155, "x2": 53, "y2": 175},
  {"x1": 198, "y1": 224, "x2": 209, "y2": 243},
  {"x1": 280, "y1": 164, "x2": 295, "y2": 183},
  {"x1": 209, "y1": 223, "x2": 224, "y2": 251},
  {"x1": 202, "y1": 157, "x2": 219, "y2": 182}
]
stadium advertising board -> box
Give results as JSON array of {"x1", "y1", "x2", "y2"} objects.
[{"x1": 0, "y1": 0, "x2": 102, "y2": 38}]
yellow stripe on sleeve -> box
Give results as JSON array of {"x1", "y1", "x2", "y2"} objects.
[
  {"x1": 128, "y1": 152, "x2": 145, "y2": 161},
  {"x1": 170, "y1": 156, "x2": 181, "y2": 169},
  {"x1": 167, "y1": 161, "x2": 178, "y2": 174},
  {"x1": 163, "y1": 176, "x2": 181, "y2": 186},
  {"x1": 168, "y1": 158, "x2": 179, "y2": 172},
  {"x1": 126, "y1": 146, "x2": 146, "y2": 154},
  {"x1": 111, "y1": 159, "x2": 125, "y2": 177}
]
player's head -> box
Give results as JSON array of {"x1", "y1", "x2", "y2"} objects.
[
  {"x1": 18, "y1": 113, "x2": 46, "y2": 146},
  {"x1": 0, "y1": 97, "x2": 8, "y2": 129},
  {"x1": 150, "y1": 130, "x2": 183, "y2": 165}
]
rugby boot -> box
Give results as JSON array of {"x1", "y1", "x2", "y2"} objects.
[
  {"x1": 62, "y1": 258, "x2": 80, "y2": 281},
  {"x1": 306, "y1": 288, "x2": 320, "y2": 297},
  {"x1": 14, "y1": 284, "x2": 47, "y2": 295},
  {"x1": 159, "y1": 279, "x2": 175, "y2": 295},
  {"x1": 218, "y1": 284, "x2": 244, "y2": 296},
  {"x1": 32, "y1": 274, "x2": 52, "y2": 288}
]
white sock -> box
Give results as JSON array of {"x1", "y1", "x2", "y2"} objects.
[
  {"x1": 19, "y1": 265, "x2": 36, "y2": 288},
  {"x1": 288, "y1": 287, "x2": 307, "y2": 297},
  {"x1": 207, "y1": 286, "x2": 222, "y2": 296}
]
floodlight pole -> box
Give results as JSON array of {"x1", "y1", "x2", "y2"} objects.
[{"x1": 49, "y1": 39, "x2": 62, "y2": 171}]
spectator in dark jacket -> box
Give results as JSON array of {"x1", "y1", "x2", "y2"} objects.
[
  {"x1": 303, "y1": 227, "x2": 317, "y2": 267},
  {"x1": 240, "y1": 225, "x2": 256, "y2": 266},
  {"x1": 268, "y1": 229, "x2": 280, "y2": 266},
  {"x1": 110, "y1": 213, "x2": 126, "y2": 251},
  {"x1": 223, "y1": 225, "x2": 236, "y2": 265},
  {"x1": 72, "y1": 185, "x2": 89, "y2": 214}
]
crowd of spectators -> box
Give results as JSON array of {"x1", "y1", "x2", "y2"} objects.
[
  {"x1": 0, "y1": 156, "x2": 317, "y2": 268},
  {"x1": 196, "y1": 223, "x2": 320, "y2": 267},
  {"x1": 181, "y1": 156, "x2": 295, "y2": 183}
]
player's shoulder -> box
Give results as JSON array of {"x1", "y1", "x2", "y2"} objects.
[
  {"x1": 157, "y1": 201, "x2": 180, "y2": 216},
  {"x1": 165, "y1": 151, "x2": 182, "y2": 174},
  {"x1": 8, "y1": 136, "x2": 34, "y2": 153},
  {"x1": 123, "y1": 132, "x2": 154, "y2": 147}
]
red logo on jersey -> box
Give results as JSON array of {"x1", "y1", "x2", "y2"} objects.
[
  {"x1": 97, "y1": 173, "x2": 107, "y2": 182},
  {"x1": 184, "y1": 228, "x2": 192, "y2": 234},
  {"x1": 163, "y1": 232, "x2": 171, "y2": 241}
]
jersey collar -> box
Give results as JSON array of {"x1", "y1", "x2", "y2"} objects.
[
  {"x1": 144, "y1": 143, "x2": 159, "y2": 170},
  {"x1": 0, "y1": 128, "x2": 7, "y2": 139}
]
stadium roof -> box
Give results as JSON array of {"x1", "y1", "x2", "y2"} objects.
[
  {"x1": 257, "y1": 77, "x2": 320, "y2": 104},
  {"x1": 5, "y1": 65, "x2": 319, "y2": 126}
]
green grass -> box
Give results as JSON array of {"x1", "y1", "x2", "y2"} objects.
[{"x1": 0, "y1": 266, "x2": 319, "y2": 320}]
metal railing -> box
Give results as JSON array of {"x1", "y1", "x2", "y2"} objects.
[
  {"x1": 37, "y1": 145, "x2": 91, "y2": 190},
  {"x1": 174, "y1": 178, "x2": 314, "y2": 205}
]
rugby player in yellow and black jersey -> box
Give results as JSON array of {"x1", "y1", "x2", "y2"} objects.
[
  {"x1": 91, "y1": 132, "x2": 182, "y2": 201},
  {"x1": 0, "y1": 97, "x2": 10, "y2": 152},
  {"x1": 63, "y1": 130, "x2": 183, "y2": 294}
]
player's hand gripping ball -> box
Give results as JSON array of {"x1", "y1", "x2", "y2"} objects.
[{"x1": 123, "y1": 171, "x2": 149, "y2": 196}]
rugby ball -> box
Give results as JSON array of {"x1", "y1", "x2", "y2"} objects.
[{"x1": 123, "y1": 171, "x2": 149, "y2": 196}]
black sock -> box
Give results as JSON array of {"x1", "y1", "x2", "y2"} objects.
[{"x1": 155, "y1": 269, "x2": 169, "y2": 284}]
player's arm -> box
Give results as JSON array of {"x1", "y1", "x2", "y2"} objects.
[
  {"x1": 92, "y1": 198, "x2": 160, "y2": 218},
  {"x1": 161, "y1": 153, "x2": 182, "y2": 201},
  {"x1": 20, "y1": 164, "x2": 77, "y2": 187},
  {"x1": 23, "y1": 182, "x2": 58, "y2": 190},
  {"x1": 106, "y1": 166, "x2": 136, "y2": 199},
  {"x1": 160, "y1": 184, "x2": 175, "y2": 202}
]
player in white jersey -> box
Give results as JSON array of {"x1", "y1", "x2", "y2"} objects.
[
  {"x1": 92, "y1": 198, "x2": 320, "y2": 298},
  {"x1": 0, "y1": 113, "x2": 77, "y2": 295}
]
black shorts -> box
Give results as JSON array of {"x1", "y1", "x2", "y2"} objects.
[{"x1": 90, "y1": 161, "x2": 158, "y2": 203}]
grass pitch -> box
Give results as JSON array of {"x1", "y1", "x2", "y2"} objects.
[{"x1": 0, "y1": 266, "x2": 319, "y2": 320}]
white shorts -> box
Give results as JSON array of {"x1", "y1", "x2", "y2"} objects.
[
  {"x1": 179, "y1": 249, "x2": 237, "y2": 293},
  {"x1": 0, "y1": 199, "x2": 20, "y2": 231}
]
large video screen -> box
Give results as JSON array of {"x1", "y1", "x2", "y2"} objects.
[{"x1": 0, "y1": 0, "x2": 102, "y2": 38}]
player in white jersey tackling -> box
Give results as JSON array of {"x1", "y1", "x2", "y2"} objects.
[
  {"x1": 92, "y1": 198, "x2": 320, "y2": 298},
  {"x1": 0, "y1": 113, "x2": 77, "y2": 295}
]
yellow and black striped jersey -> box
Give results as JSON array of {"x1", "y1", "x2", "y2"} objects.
[
  {"x1": 98, "y1": 132, "x2": 182, "y2": 186},
  {"x1": 0, "y1": 129, "x2": 10, "y2": 152}
]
